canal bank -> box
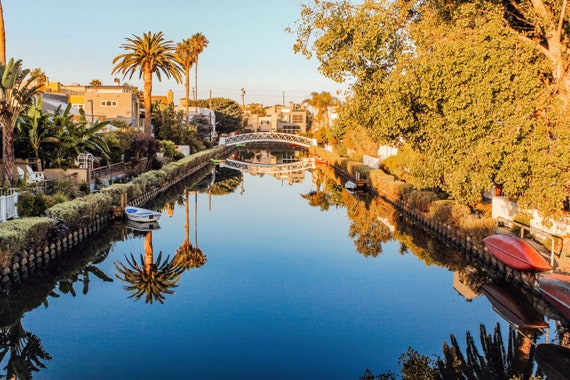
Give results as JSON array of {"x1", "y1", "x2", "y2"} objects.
[
  {"x1": 310, "y1": 145, "x2": 570, "y2": 324},
  {"x1": 0, "y1": 146, "x2": 232, "y2": 289}
]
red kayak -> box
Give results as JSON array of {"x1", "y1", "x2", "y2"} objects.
[
  {"x1": 539, "y1": 273, "x2": 570, "y2": 321},
  {"x1": 482, "y1": 234, "x2": 552, "y2": 272}
]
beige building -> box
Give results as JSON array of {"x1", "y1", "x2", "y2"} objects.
[
  {"x1": 44, "y1": 82, "x2": 141, "y2": 128},
  {"x1": 250, "y1": 102, "x2": 308, "y2": 133}
]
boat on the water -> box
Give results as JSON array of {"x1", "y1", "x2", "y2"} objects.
[
  {"x1": 125, "y1": 206, "x2": 161, "y2": 222},
  {"x1": 126, "y1": 220, "x2": 161, "y2": 232},
  {"x1": 535, "y1": 343, "x2": 570, "y2": 380},
  {"x1": 482, "y1": 234, "x2": 552, "y2": 272},
  {"x1": 345, "y1": 180, "x2": 358, "y2": 192},
  {"x1": 538, "y1": 273, "x2": 570, "y2": 321},
  {"x1": 481, "y1": 283, "x2": 548, "y2": 329}
]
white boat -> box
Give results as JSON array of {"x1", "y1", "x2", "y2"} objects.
[
  {"x1": 345, "y1": 180, "x2": 358, "y2": 192},
  {"x1": 125, "y1": 206, "x2": 161, "y2": 222},
  {"x1": 126, "y1": 220, "x2": 161, "y2": 232}
]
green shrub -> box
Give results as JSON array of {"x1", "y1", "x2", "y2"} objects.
[
  {"x1": 0, "y1": 217, "x2": 55, "y2": 263},
  {"x1": 429, "y1": 200, "x2": 471, "y2": 228},
  {"x1": 16, "y1": 189, "x2": 50, "y2": 217},
  {"x1": 405, "y1": 190, "x2": 440, "y2": 214}
]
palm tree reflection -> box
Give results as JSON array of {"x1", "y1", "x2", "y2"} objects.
[
  {"x1": 372, "y1": 323, "x2": 544, "y2": 379},
  {"x1": 0, "y1": 320, "x2": 51, "y2": 379},
  {"x1": 115, "y1": 230, "x2": 183, "y2": 304},
  {"x1": 173, "y1": 190, "x2": 207, "y2": 271}
]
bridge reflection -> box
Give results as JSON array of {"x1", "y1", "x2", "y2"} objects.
[{"x1": 221, "y1": 158, "x2": 315, "y2": 174}]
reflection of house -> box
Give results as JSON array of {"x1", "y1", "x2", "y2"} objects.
[
  {"x1": 43, "y1": 82, "x2": 141, "y2": 128},
  {"x1": 453, "y1": 271, "x2": 478, "y2": 302}
]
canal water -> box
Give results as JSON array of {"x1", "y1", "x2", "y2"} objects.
[{"x1": 0, "y1": 150, "x2": 564, "y2": 379}]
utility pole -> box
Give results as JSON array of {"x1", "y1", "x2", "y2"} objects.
[
  {"x1": 282, "y1": 91, "x2": 285, "y2": 106},
  {"x1": 241, "y1": 88, "x2": 246, "y2": 107}
]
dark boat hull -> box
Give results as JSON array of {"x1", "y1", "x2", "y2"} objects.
[
  {"x1": 535, "y1": 343, "x2": 570, "y2": 380},
  {"x1": 482, "y1": 234, "x2": 552, "y2": 272},
  {"x1": 481, "y1": 283, "x2": 547, "y2": 329},
  {"x1": 539, "y1": 273, "x2": 570, "y2": 321}
]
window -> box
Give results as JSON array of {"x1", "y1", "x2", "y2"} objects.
[
  {"x1": 292, "y1": 114, "x2": 304, "y2": 123},
  {"x1": 100, "y1": 100, "x2": 118, "y2": 107}
]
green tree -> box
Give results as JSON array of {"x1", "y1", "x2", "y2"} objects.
[
  {"x1": 303, "y1": 91, "x2": 338, "y2": 131},
  {"x1": 192, "y1": 97, "x2": 243, "y2": 134},
  {"x1": 188, "y1": 33, "x2": 208, "y2": 111},
  {"x1": 112, "y1": 31, "x2": 183, "y2": 135},
  {"x1": 0, "y1": 59, "x2": 41, "y2": 184},
  {"x1": 46, "y1": 106, "x2": 111, "y2": 168},
  {"x1": 176, "y1": 38, "x2": 196, "y2": 126},
  {"x1": 16, "y1": 99, "x2": 58, "y2": 171}
]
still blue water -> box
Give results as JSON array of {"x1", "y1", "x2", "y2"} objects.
[{"x1": 6, "y1": 167, "x2": 558, "y2": 379}]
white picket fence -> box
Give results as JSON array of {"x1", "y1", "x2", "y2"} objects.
[{"x1": 0, "y1": 189, "x2": 18, "y2": 222}]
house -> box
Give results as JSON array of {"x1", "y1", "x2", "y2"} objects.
[
  {"x1": 43, "y1": 82, "x2": 141, "y2": 129},
  {"x1": 264, "y1": 102, "x2": 308, "y2": 134}
]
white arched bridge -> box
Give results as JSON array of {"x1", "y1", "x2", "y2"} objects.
[
  {"x1": 221, "y1": 158, "x2": 316, "y2": 174},
  {"x1": 219, "y1": 132, "x2": 317, "y2": 147}
]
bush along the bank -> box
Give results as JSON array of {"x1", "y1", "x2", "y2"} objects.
[
  {"x1": 311, "y1": 146, "x2": 496, "y2": 247},
  {"x1": 0, "y1": 146, "x2": 228, "y2": 272}
]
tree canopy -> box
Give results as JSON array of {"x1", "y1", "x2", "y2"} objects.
[{"x1": 291, "y1": 0, "x2": 570, "y2": 216}]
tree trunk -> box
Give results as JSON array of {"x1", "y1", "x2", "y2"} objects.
[
  {"x1": 194, "y1": 59, "x2": 199, "y2": 113},
  {"x1": 185, "y1": 67, "x2": 190, "y2": 126},
  {"x1": 0, "y1": 1, "x2": 5, "y2": 65},
  {"x1": 2, "y1": 123, "x2": 14, "y2": 184},
  {"x1": 143, "y1": 69, "x2": 153, "y2": 135}
]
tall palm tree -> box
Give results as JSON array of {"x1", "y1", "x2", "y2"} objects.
[
  {"x1": 112, "y1": 31, "x2": 183, "y2": 135},
  {"x1": 175, "y1": 38, "x2": 196, "y2": 126},
  {"x1": 0, "y1": 59, "x2": 41, "y2": 184},
  {"x1": 189, "y1": 33, "x2": 208, "y2": 112}
]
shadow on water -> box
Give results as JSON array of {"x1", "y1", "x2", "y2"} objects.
[{"x1": 0, "y1": 164, "x2": 220, "y2": 378}]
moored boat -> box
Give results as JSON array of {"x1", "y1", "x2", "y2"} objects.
[
  {"x1": 535, "y1": 343, "x2": 570, "y2": 380},
  {"x1": 125, "y1": 220, "x2": 161, "y2": 232},
  {"x1": 125, "y1": 206, "x2": 161, "y2": 222},
  {"x1": 481, "y1": 283, "x2": 548, "y2": 329},
  {"x1": 345, "y1": 180, "x2": 357, "y2": 192},
  {"x1": 538, "y1": 272, "x2": 570, "y2": 321},
  {"x1": 482, "y1": 234, "x2": 552, "y2": 272}
]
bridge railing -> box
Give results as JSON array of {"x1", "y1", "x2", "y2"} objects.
[{"x1": 219, "y1": 132, "x2": 317, "y2": 147}]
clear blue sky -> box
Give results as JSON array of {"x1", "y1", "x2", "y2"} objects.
[{"x1": 4, "y1": 0, "x2": 344, "y2": 106}]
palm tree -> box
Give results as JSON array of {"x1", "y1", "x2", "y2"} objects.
[
  {"x1": 114, "y1": 230, "x2": 184, "y2": 304},
  {"x1": 0, "y1": 59, "x2": 41, "y2": 184},
  {"x1": 175, "y1": 38, "x2": 196, "y2": 126},
  {"x1": 303, "y1": 91, "x2": 337, "y2": 131},
  {"x1": 16, "y1": 98, "x2": 59, "y2": 171},
  {"x1": 189, "y1": 33, "x2": 208, "y2": 112},
  {"x1": 89, "y1": 79, "x2": 102, "y2": 86},
  {"x1": 112, "y1": 31, "x2": 183, "y2": 135}
]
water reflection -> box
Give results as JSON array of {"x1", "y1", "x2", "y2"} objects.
[
  {"x1": 114, "y1": 228, "x2": 183, "y2": 304},
  {"x1": 0, "y1": 319, "x2": 51, "y2": 379},
  {"x1": 3, "y1": 148, "x2": 570, "y2": 378}
]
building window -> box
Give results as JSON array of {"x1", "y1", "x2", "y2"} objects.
[
  {"x1": 292, "y1": 114, "x2": 304, "y2": 123},
  {"x1": 71, "y1": 104, "x2": 84, "y2": 110},
  {"x1": 100, "y1": 100, "x2": 118, "y2": 107}
]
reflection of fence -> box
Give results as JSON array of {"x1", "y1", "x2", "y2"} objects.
[
  {"x1": 90, "y1": 163, "x2": 127, "y2": 180},
  {"x1": 0, "y1": 189, "x2": 18, "y2": 222}
]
